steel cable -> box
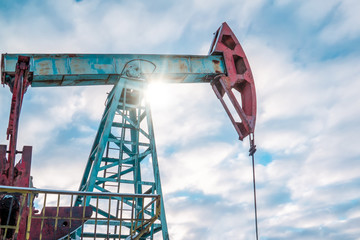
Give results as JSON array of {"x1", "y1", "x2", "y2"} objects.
[{"x1": 249, "y1": 133, "x2": 259, "y2": 240}]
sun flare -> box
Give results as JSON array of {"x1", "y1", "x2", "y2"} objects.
[{"x1": 145, "y1": 82, "x2": 173, "y2": 108}]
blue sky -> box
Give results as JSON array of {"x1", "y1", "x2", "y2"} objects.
[{"x1": 1, "y1": 0, "x2": 360, "y2": 239}]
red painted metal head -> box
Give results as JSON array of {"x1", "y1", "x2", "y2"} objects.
[{"x1": 209, "y1": 22, "x2": 256, "y2": 140}]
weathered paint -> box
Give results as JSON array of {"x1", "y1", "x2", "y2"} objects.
[
  {"x1": 210, "y1": 22, "x2": 256, "y2": 140},
  {"x1": 27, "y1": 207, "x2": 93, "y2": 240},
  {"x1": 1, "y1": 54, "x2": 225, "y2": 87},
  {"x1": 4, "y1": 56, "x2": 31, "y2": 186}
]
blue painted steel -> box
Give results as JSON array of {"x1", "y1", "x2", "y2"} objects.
[
  {"x1": 1, "y1": 54, "x2": 225, "y2": 87},
  {"x1": 75, "y1": 69, "x2": 169, "y2": 239}
]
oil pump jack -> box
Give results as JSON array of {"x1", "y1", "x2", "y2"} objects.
[{"x1": 0, "y1": 23, "x2": 256, "y2": 239}]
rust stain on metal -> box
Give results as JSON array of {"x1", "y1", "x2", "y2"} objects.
[
  {"x1": 71, "y1": 63, "x2": 86, "y2": 73},
  {"x1": 179, "y1": 62, "x2": 187, "y2": 72},
  {"x1": 212, "y1": 59, "x2": 222, "y2": 73},
  {"x1": 38, "y1": 62, "x2": 51, "y2": 75},
  {"x1": 32, "y1": 80, "x2": 63, "y2": 86},
  {"x1": 94, "y1": 64, "x2": 105, "y2": 70}
]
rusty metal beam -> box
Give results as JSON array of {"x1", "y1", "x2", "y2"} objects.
[{"x1": 1, "y1": 54, "x2": 225, "y2": 87}]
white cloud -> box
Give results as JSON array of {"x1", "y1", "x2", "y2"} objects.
[
  {"x1": 318, "y1": 0, "x2": 360, "y2": 44},
  {"x1": 0, "y1": 1, "x2": 360, "y2": 239},
  {"x1": 296, "y1": 0, "x2": 340, "y2": 23},
  {"x1": 14, "y1": 86, "x2": 108, "y2": 153},
  {"x1": 148, "y1": 83, "x2": 225, "y2": 149}
]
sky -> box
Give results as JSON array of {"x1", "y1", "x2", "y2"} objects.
[{"x1": 0, "y1": 0, "x2": 360, "y2": 239}]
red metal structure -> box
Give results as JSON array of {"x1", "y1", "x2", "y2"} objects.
[
  {"x1": 209, "y1": 23, "x2": 256, "y2": 140},
  {"x1": 1, "y1": 56, "x2": 31, "y2": 187}
]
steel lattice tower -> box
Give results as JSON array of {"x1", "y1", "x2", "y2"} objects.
[{"x1": 75, "y1": 69, "x2": 169, "y2": 239}]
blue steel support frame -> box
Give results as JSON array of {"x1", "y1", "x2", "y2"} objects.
[{"x1": 74, "y1": 66, "x2": 169, "y2": 239}]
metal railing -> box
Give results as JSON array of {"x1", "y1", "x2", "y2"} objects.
[{"x1": 0, "y1": 186, "x2": 160, "y2": 240}]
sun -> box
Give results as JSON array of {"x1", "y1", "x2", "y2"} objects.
[{"x1": 145, "y1": 82, "x2": 173, "y2": 108}]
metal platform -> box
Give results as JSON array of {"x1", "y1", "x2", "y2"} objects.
[{"x1": 0, "y1": 186, "x2": 160, "y2": 240}]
